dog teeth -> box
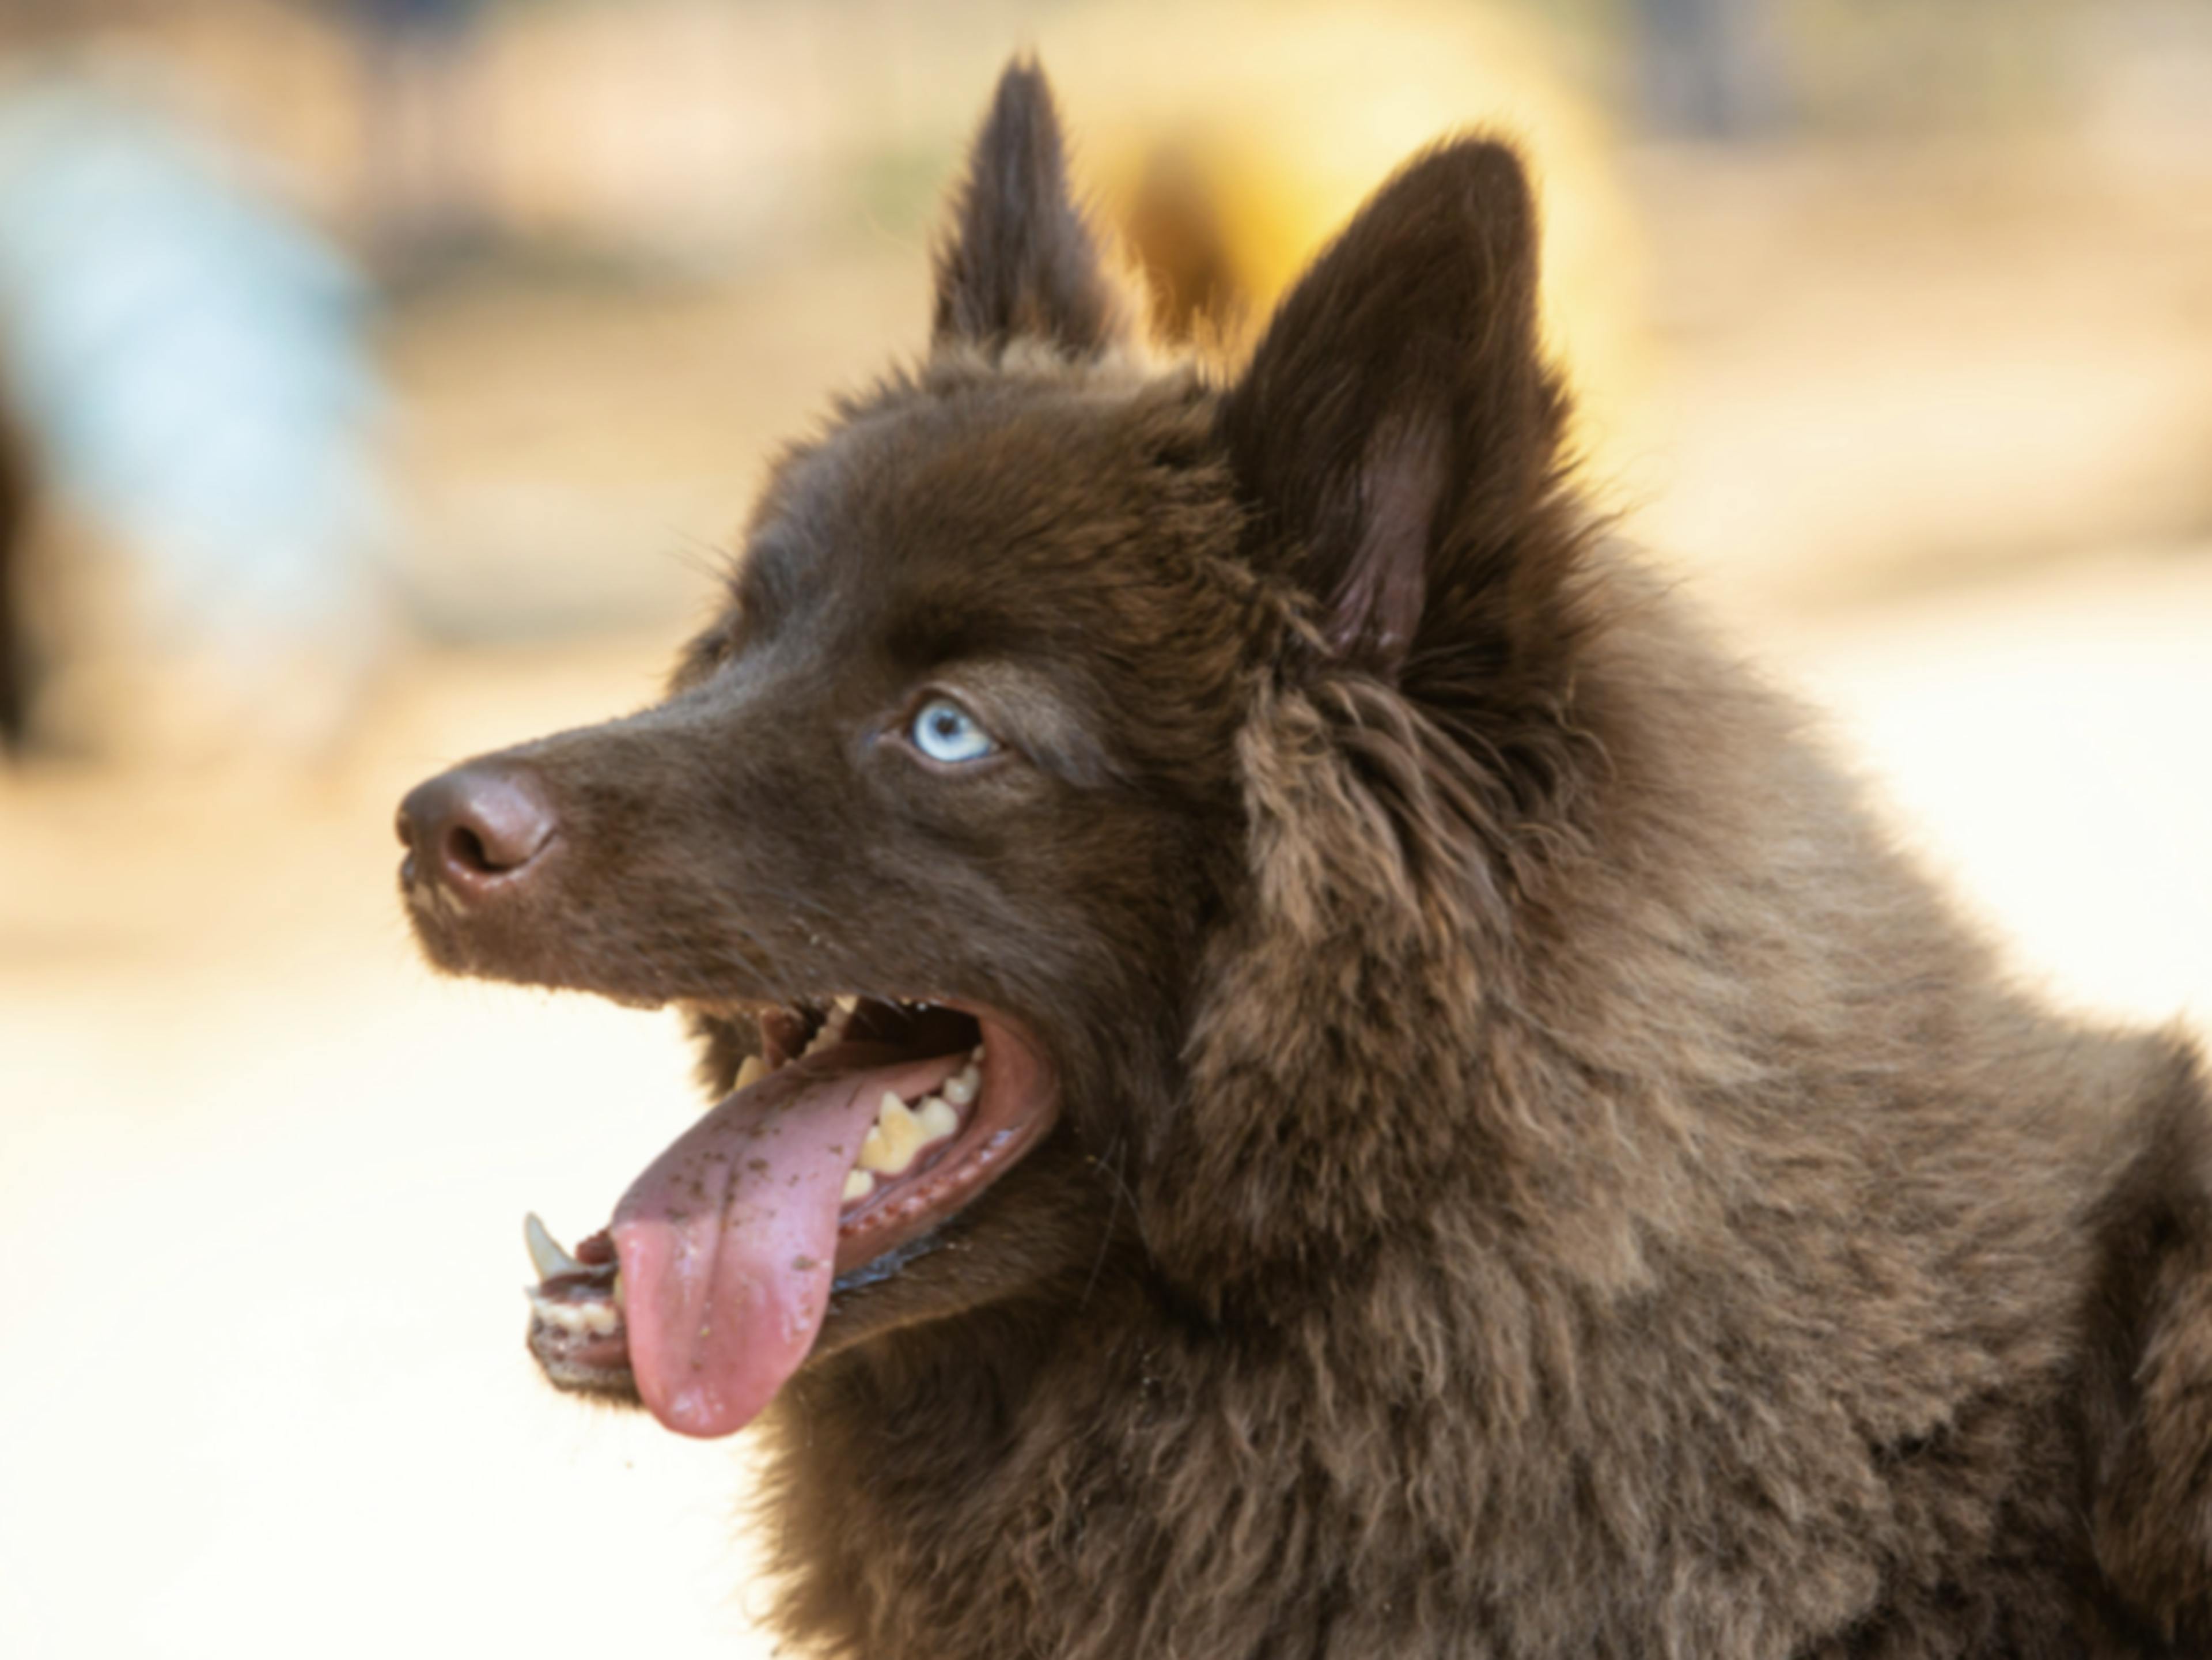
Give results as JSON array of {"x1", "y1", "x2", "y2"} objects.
[
  {"x1": 524, "y1": 1212, "x2": 582, "y2": 1281},
  {"x1": 804, "y1": 996, "x2": 860, "y2": 1057},
  {"x1": 526, "y1": 1286, "x2": 620, "y2": 1337},
  {"x1": 915, "y1": 1095, "x2": 959, "y2": 1140},
  {"x1": 734, "y1": 1054, "x2": 769, "y2": 1090},
  {"x1": 854, "y1": 1084, "x2": 964, "y2": 1179},
  {"x1": 859, "y1": 1092, "x2": 925, "y2": 1174},
  {"x1": 842, "y1": 1169, "x2": 876, "y2": 1204},
  {"x1": 941, "y1": 1062, "x2": 980, "y2": 1106}
]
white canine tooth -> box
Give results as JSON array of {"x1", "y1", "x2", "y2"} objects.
[
  {"x1": 942, "y1": 1065, "x2": 979, "y2": 1107},
  {"x1": 524, "y1": 1213, "x2": 581, "y2": 1281},
  {"x1": 916, "y1": 1096, "x2": 959, "y2": 1141},
  {"x1": 842, "y1": 1169, "x2": 875, "y2": 1204},
  {"x1": 859, "y1": 1092, "x2": 929, "y2": 1174},
  {"x1": 734, "y1": 1054, "x2": 769, "y2": 1090},
  {"x1": 834, "y1": 994, "x2": 858, "y2": 1015}
]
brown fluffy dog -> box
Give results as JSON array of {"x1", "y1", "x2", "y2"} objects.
[{"x1": 397, "y1": 61, "x2": 2212, "y2": 1659}]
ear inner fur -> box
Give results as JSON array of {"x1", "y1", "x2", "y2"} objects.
[{"x1": 1217, "y1": 140, "x2": 1573, "y2": 678}]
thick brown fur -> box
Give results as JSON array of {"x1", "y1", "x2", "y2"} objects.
[{"x1": 402, "y1": 61, "x2": 2212, "y2": 1659}]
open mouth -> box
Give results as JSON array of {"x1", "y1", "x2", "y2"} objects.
[{"x1": 521, "y1": 996, "x2": 1060, "y2": 1438}]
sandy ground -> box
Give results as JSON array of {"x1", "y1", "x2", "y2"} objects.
[{"x1": 3, "y1": 547, "x2": 2209, "y2": 1658}]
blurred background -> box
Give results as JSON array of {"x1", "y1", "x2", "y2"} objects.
[{"x1": 1, "y1": 1, "x2": 2207, "y2": 1654}]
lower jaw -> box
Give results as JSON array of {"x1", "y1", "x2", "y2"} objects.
[
  {"x1": 529, "y1": 1209, "x2": 976, "y2": 1392},
  {"x1": 831, "y1": 1230, "x2": 948, "y2": 1295}
]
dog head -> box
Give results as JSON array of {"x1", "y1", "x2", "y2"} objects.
[{"x1": 397, "y1": 59, "x2": 1585, "y2": 1436}]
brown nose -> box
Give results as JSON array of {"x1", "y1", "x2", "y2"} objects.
[{"x1": 396, "y1": 764, "x2": 559, "y2": 900}]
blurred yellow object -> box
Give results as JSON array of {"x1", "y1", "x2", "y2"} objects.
[{"x1": 1039, "y1": 0, "x2": 1643, "y2": 462}]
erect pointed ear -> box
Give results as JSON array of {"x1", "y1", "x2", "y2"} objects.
[
  {"x1": 932, "y1": 59, "x2": 1126, "y2": 361},
  {"x1": 1216, "y1": 141, "x2": 1570, "y2": 671}
]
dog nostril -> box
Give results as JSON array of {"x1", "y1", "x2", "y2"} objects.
[{"x1": 445, "y1": 823, "x2": 501, "y2": 876}]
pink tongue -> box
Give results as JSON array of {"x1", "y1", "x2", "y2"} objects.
[{"x1": 609, "y1": 1045, "x2": 957, "y2": 1439}]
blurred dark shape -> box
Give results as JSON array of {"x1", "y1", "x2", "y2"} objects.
[
  {"x1": 0, "y1": 82, "x2": 392, "y2": 761},
  {"x1": 0, "y1": 414, "x2": 28, "y2": 748},
  {"x1": 359, "y1": 0, "x2": 477, "y2": 18},
  {"x1": 354, "y1": 0, "x2": 493, "y2": 275},
  {"x1": 1633, "y1": 0, "x2": 1788, "y2": 138},
  {"x1": 1124, "y1": 143, "x2": 1244, "y2": 346}
]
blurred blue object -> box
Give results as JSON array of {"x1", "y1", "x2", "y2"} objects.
[
  {"x1": 361, "y1": 0, "x2": 486, "y2": 31},
  {"x1": 0, "y1": 81, "x2": 392, "y2": 757},
  {"x1": 1634, "y1": 0, "x2": 1787, "y2": 139}
]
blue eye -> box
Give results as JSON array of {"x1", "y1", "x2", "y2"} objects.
[{"x1": 908, "y1": 696, "x2": 998, "y2": 764}]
